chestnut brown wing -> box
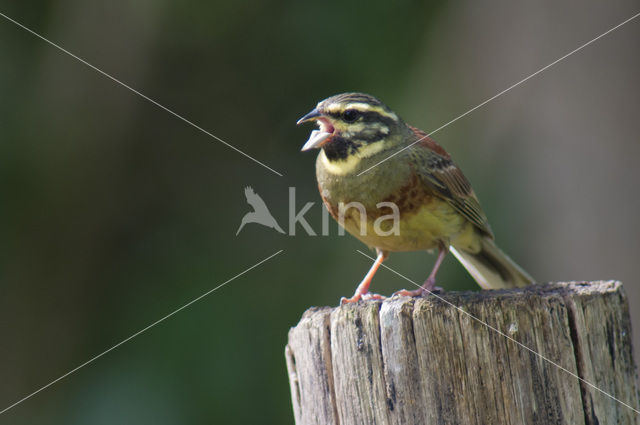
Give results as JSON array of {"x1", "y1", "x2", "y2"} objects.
[{"x1": 408, "y1": 126, "x2": 494, "y2": 238}]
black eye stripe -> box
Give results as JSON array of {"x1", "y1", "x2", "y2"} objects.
[
  {"x1": 328, "y1": 110, "x2": 396, "y2": 126},
  {"x1": 360, "y1": 112, "x2": 396, "y2": 126}
]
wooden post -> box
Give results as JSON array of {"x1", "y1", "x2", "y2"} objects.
[{"x1": 285, "y1": 281, "x2": 640, "y2": 425}]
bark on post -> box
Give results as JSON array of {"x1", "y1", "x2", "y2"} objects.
[{"x1": 285, "y1": 281, "x2": 640, "y2": 425}]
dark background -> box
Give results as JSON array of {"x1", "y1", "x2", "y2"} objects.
[{"x1": 1, "y1": 1, "x2": 639, "y2": 423}]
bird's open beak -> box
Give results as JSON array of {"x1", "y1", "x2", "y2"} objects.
[{"x1": 297, "y1": 108, "x2": 334, "y2": 151}]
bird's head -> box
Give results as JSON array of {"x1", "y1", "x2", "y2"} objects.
[{"x1": 297, "y1": 93, "x2": 409, "y2": 162}]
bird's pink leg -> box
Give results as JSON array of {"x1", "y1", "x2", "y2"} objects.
[
  {"x1": 341, "y1": 250, "x2": 388, "y2": 305},
  {"x1": 394, "y1": 245, "x2": 448, "y2": 297}
]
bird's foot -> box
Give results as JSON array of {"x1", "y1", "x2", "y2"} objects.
[
  {"x1": 362, "y1": 292, "x2": 386, "y2": 301},
  {"x1": 393, "y1": 277, "x2": 443, "y2": 298},
  {"x1": 340, "y1": 291, "x2": 386, "y2": 305},
  {"x1": 392, "y1": 287, "x2": 444, "y2": 297},
  {"x1": 392, "y1": 288, "x2": 426, "y2": 297}
]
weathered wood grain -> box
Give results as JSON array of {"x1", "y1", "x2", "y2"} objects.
[
  {"x1": 285, "y1": 281, "x2": 639, "y2": 425},
  {"x1": 286, "y1": 307, "x2": 338, "y2": 425}
]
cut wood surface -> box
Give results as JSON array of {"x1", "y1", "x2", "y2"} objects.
[{"x1": 285, "y1": 281, "x2": 639, "y2": 425}]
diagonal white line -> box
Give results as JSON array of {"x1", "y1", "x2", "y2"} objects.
[
  {"x1": 0, "y1": 11, "x2": 283, "y2": 177},
  {"x1": 356, "y1": 250, "x2": 640, "y2": 415},
  {"x1": 358, "y1": 11, "x2": 640, "y2": 176},
  {"x1": 0, "y1": 249, "x2": 284, "y2": 416}
]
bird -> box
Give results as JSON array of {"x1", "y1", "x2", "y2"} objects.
[
  {"x1": 297, "y1": 92, "x2": 534, "y2": 304},
  {"x1": 236, "y1": 186, "x2": 285, "y2": 235}
]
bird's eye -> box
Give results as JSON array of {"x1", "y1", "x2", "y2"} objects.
[{"x1": 342, "y1": 109, "x2": 359, "y2": 123}]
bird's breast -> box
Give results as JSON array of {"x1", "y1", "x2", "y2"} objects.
[
  {"x1": 315, "y1": 151, "x2": 468, "y2": 252},
  {"x1": 315, "y1": 149, "x2": 411, "y2": 213}
]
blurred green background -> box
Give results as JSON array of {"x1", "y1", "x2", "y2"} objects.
[{"x1": 1, "y1": 1, "x2": 639, "y2": 423}]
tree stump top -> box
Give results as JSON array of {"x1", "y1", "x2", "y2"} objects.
[{"x1": 285, "y1": 281, "x2": 639, "y2": 425}]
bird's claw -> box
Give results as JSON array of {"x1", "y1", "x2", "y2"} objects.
[
  {"x1": 392, "y1": 288, "x2": 426, "y2": 298},
  {"x1": 340, "y1": 292, "x2": 386, "y2": 305},
  {"x1": 362, "y1": 292, "x2": 386, "y2": 301},
  {"x1": 392, "y1": 286, "x2": 444, "y2": 298}
]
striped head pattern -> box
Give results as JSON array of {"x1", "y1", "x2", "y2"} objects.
[{"x1": 297, "y1": 93, "x2": 409, "y2": 163}]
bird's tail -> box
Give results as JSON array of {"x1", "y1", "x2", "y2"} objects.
[{"x1": 451, "y1": 237, "x2": 534, "y2": 289}]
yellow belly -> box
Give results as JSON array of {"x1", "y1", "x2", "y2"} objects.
[{"x1": 340, "y1": 198, "x2": 480, "y2": 253}]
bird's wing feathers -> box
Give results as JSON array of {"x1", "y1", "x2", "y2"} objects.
[{"x1": 408, "y1": 126, "x2": 494, "y2": 238}]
